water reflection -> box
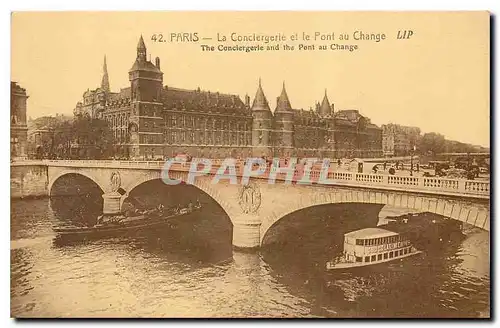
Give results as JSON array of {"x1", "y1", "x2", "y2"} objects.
[
  {"x1": 260, "y1": 208, "x2": 489, "y2": 318},
  {"x1": 10, "y1": 197, "x2": 489, "y2": 318}
]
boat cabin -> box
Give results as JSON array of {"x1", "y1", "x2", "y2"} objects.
[{"x1": 342, "y1": 227, "x2": 413, "y2": 264}]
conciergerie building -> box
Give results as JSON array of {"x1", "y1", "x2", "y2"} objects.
[{"x1": 73, "y1": 36, "x2": 383, "y2": 160}]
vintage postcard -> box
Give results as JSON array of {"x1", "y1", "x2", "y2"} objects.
[{"x1": 10, "y1": 11, "x2": 490, "y2": 318}]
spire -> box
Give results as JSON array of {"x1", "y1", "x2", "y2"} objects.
[
  {"x1": 275, "y1": 81, "x2": 292, "y2": 112},
  {"x1": 319, "y1": 89, "x2": 331, "y2": 116},
  {"x1": 251, "y1": 78, "x2": 270, "y2": 111},
  {"x1": 101, "y1": 55, "x2": 110, "y2": 92},
  {"x1": 137, "y1": 35, "x2": 147, "y2": 61},
  {"x1": 137, "y1": 35, "x2": 146, "y2": 50}
]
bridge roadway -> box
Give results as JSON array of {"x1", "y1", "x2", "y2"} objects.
[
  {"x1": 15, "y1": 160, "x2": 491, "y2": 248},
  {"x1": 43, "y1": 159, "x2": 490, "y2": 198}
]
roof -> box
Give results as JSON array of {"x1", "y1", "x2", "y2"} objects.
[
  {"x1": 251, "y1": 79, "x2": 271, "y2": 111},
  {"x1": 162, "y1": 86, "x2": 246, "y2": 111},
  {"x1": 137, "y1": 35, "x2": 146, "y2": 50},
  {"x1": 129, "y1": 59, "x2": 162, "y2": 73},
  {"x1": 275, "y1": 82, "x2": 292, "y2": 112},
  {"x1": 344, "y1": 227, "x2": 399, "y2": 239},
  {"x1": 318, "y1": 90, "x2": 331, "y2": 116}
]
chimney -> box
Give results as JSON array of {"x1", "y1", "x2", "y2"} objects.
[
  {"x1": 245, "y1": 94, "x2": 250, "y2": 107},
  {"x1": 155, "y1": 57, "x2": 160, "y2": 70}
]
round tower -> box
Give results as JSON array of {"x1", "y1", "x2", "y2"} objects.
[
  {"x1": 319, "y1": 90, "x2": 336, "y2": 156},
  {"x1": 274, "y1": 82, "x2": 294, "y2": 157},
  {"x1": 251, "y1": 79, "x2": 273, "y2": 158}
]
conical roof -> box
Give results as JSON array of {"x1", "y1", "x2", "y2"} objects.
[
  {"x1": 251, "y1": 78, "x2": 271, "y2": 111},
  {"x1": 275, "y1": 81, "x2": 292, "y2": 112},
  {"x1": 137, "y1": 35, "x2": 146, "y2": 51},
  {"x1": 319, "y1": 89, "x2": 331, "y2": 116}
]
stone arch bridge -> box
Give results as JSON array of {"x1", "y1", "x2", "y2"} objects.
[{"x1": 46, "y1": 160, "x2": 490, "y2": 248}]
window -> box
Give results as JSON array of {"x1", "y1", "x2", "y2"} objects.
[
  {"x1": 365, "y1": 256, "x2": 370, "y2": 262},
  {"x1": 389, "y1": 252, "x2": 394, "y2": 258},
  {"x1": 371, "y1": 255, "x2": 376, "y2": 262},
  {"x1": 356, "y1": 239, "x2": 363, "y2": 246},
  {"x1": 356, "y1": 257, "x2": 362, "y2": 263},
  {"x1": 408, "y1": 247, "x2": 412, "y2": 253},
  {"x1": 384, "y1": 253, "x2": 388, "y2": 259},
  {"x1": 377, "y1": 254, "x2": 382, "y2": 261}
]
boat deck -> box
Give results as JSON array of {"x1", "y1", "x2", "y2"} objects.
[{"x1": 326, "y1": 250, "x2": 423, "y2": 270}]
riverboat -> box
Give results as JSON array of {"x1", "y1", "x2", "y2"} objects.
[
  {"x1": 326, "y1": 227, "x2": 422, "y2": 271},
  {"x1": 53, "y1": 204, "x2": 201, "y2": 242}
]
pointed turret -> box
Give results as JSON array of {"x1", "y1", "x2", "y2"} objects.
[
  {"x1": 251, "y1": 78, "x2": 271, "y2": 111},
  {"x1": 273, "y1": 81, "x2": 295, "y2": 152},
  {"x1": 319, "y1": 89, "x2": 331, "y2": 116},
  {"x1": 101, "y1": 55, "x2": 110, "y2": 92},
  {"x1": 251, "y1": 78, "x2": 273, "y2": 158},
  {"x1": 275, "y1": 81, "x2": 292, "y2": 112},
  {"x1": 137, "y1": 35, "x2": 147, "y2": 62}
]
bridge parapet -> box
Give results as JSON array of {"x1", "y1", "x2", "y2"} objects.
[{"x1": 42, "y1": 160, "x2": 490, "y2": 198}]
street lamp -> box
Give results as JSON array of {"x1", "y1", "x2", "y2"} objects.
[{"x1": 410, "y1": 145, "x2": 416, "y2": 176}]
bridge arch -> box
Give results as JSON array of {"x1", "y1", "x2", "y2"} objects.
[
  {"x1": 261, "y1": 202, "x2": 384, "y2": 247},
  {"x1": 120, "y1": 170, "x2": 237, "y2": 224},
  {"x1": 48, "y1": 170, "x2": 106, "y2": 197},
  {"x1": 259, "y1": 189, "x2": 489, "y2": 244}
]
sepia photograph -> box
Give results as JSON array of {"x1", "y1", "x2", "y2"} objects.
[{"x1": 10, "y1": 11, "x2": 490, "y2": 318}]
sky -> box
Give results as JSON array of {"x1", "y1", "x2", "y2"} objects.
[{"x1": 11, "y1": 11, "x2": 490, "y2": 146}]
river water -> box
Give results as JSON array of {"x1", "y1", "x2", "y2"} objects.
[{"x1": 10, "y1": 197, "x2": 489, "y2": 318}]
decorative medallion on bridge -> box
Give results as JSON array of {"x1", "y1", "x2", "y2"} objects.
[
  {"x1": 238, "y1": 182, "x2": 262, "y2": 214},
  {"x1": 110, "y1": 171, "x2": 121, "y2": 192}
]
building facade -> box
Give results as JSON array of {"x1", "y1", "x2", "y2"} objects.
[
  {"x1": 74, "y1": 36, "x2": 383, "y2": 160},
  {"x1": 382, "y1": 123, "x2": 421, "y2": 157},
  {"x1": 11, "y1": 82, "x2": 29, "y2": 160}
]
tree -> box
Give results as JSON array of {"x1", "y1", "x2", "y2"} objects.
[
  {"x1": 418, "y1": 132, "x2": 446, "y2": 155},
  {"x1": 50, "y1": 115, "x2": 114, "y2": 159}
]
